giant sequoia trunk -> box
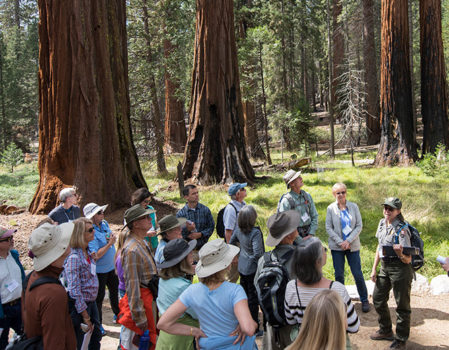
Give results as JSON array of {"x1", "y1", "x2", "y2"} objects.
[
  {"x1": 30, "y1": 0, "x2": 146, "y2": 214},
  {"x1": 420, "y1": 0, "x2": 449, "y2": 153},
  {"x1": 164, "y1": 39, "x2": 187, "y2": 154},
  {"x1": 375, "y1": 0, "x2": 417, "y2": 165},
  {"x1": 242, "y1": 101, "x2": 266, "y2": 160},
  {"x1": 362, "y1": 0, "x2": 381, "y2": 145},
  {"x1": 332, "y1": 0, "x2": 344, "y2": 121},
  {"x1": 182, "y1": 0, "x2": 255, "y2": 184}
]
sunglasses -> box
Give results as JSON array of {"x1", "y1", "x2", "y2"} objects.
[
  {"x1": 336, "y1": 191, "x2": 346, "y2": 195},
  {"x1": 0, "y1": 236, "x2": 12, "y2": 243},
  {"x1": 86, "y1": 227, "x2": 94, "y2": 233},
  {"x1": 383, "y1": 206, "x2": 395, "y2": 212},
  {"x1": 96, "y1": 211, "x2": 104, "y2": 215}
]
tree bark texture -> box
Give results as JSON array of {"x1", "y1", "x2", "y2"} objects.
[
  {"x1": 420, "y1": 0, "x2": 449, "y2": 153},
  {"x1": 182, "y1": 0, "x2": 255, "y2": 184},
  {"x1": 163, "y1": 39, "x2": 187, "y2": 154},
  {"x1": 332, "y1": 0, "x2": 344, "y2": 121},
  {"x1": 242, "y1": 101, "x2": 265, "y2": 160},
  {"x1": 375, "y1": 0, "x2": 417, "y2": 166},
  {"x1": 30, "y1": 0, "x2": 146, "y2": 214},
  {"x1": 362, "y1": 0, "x2": 381, "y2": 145}
]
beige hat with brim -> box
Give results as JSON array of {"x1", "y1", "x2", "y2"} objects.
[
  {"x1": 195, "y1": 239, "x2": 240, "y2": 278},
  {"x1": 266, "y1": 210, "x2": 300, "y2": 246},
  {"x1": 29, "y1": 222, "x2": 74, "y2": 271},
  {"x1": 283, "y1": 169, "x2": 302, "y2": 189}
]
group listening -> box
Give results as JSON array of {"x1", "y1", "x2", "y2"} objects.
[{"x1": 0, "y1": 169, "x2": 420, "y2": 350}]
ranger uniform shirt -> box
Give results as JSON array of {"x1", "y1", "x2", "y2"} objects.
[{"x1": 376, "y1": 217, "x2": 411, "y2": 258}]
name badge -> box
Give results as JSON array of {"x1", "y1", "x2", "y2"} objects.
[
  {"x1": 301, "y1": 212, "x2": 310, "y2": 223},
  {"x1": 90, "y1": 263, "x2": 96, "y2": 275},
  {"x1": 6, "y1": 280, "x2": 20, "y2": 292},
  {"x1": 342, "y1": 225, "x2": 352, "y2": 236}
]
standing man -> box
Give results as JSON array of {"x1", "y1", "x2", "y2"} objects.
[
  {"x1": 0, "y1": 227, "x2": 25, "y2": 350},
  {"x1": 119, "y1": 205, "x2": 158, "y2": 350},
  {"x1": 278, "y1": 170, "x2": 318, "y2": 240},
  {"x1": 48, "y1": 187, "x2": 81, "y2": 224},
  {"x1": 177, "y1": 184, "x2": 215, "y2": 252}
]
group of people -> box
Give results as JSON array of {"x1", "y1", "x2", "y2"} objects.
[{"x1": 0, "y1": 169, "x2": 448, "y2": 350}]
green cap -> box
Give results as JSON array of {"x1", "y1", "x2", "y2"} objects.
[
  {"x1": 123, "y1": 204, "x2": 155, "y2": 228},
  {"x1": 382, "y1": 197, "x2": 402, "y2": 209},
  {"x1": 159, "y1": 215, "x2": 186, "y2": 234}
]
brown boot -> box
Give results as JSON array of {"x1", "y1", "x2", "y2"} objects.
[{"x1": 370, "y1": 329, "x2": 394, "y2": 341}]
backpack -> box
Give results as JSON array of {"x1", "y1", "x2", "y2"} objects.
[
  {"x1": 7, "y1": 273, "x2": 61, "y2": 350},
  {"x1": 255, "y1": 249, "x2": 293, "y2": 329},
  {"x1": 216, "y1": 203, "x2": 237, "y2": 239},
  {"x1": 395, "y1": 222, "x2": 424, "y2": 272},
  {"x1": 276, "y1": 193, "x2": 296, "y2": 213}
]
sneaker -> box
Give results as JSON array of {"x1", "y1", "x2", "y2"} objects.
[
  {"x1": 389, "y1": 339, "x2": 406, "y2": 349},
  {"x1": 362, "y1": 301, "x2": 371, "y2": 313},
  {"x1": 370, "y1": 329, "x2": 394, "y2": 341},
  {"x1": 100, "y1": 325, "x2": 107, "y2": 337},
  {"x1": 113, "y1": 314, "x2": 118, "y2": 324}
]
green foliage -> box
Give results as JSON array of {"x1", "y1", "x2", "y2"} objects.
[
  {"x1": 417, "y1": 144, "x2": 449, "y2": 177},
  {"x1": 0, "y1": 162, "x2": 38, "y2": 206},
  {"x1": 0, "y1": 142, "x2": 23, "y2": 172}
]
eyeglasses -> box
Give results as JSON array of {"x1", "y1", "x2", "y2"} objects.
[
  {"x1": 0, "y1": 237, "x2": 12, "y2": 243},
  {"x1": 86, "y1": 227, "x2": 94, "y2": 233},
  {"x1": 336, "y1": 191, "x2": 346, "y2": 195},
  {"x1": 383, "y1": 206, "x2": 395, "y2": 212}
]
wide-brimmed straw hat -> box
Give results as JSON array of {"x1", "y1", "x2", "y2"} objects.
[
  {"x1": 123, "y1": 204, "x2": 155, "y2": 229},
  {"x1": 266, "y1": 210, "x2": 301, "y2": 246},
  {"x1": 158, "y1": 215, "x2": 186, "y2": 234},
  {"x1": 195, "y1": 239, "x2": 240, "y2": 278},
  {"x1": 83, "y1": 203, "x2": 108, "y2": 219},
  {"x1": 283, "y1": 169, "x2": 302, "y2": 189},
  {"x1": 29, "y1": 222, "x2": 74, "y2": 271},
  {"x1": 157, "y1": 238, "x2": 197, "y2": 269}
]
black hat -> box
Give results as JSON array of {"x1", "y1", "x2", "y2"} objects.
[{"x1": 157, "y1": 238, "x2": 197, "y2": 269}]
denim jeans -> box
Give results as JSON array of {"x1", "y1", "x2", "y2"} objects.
[
  {"x1": 331, "y1": 249, "x2": 368, "y2": 302},
  {"x1": 0, "y1": 301, "x2": 22, "y2": 349},
  {"x1": 70, "y1": 301, "x2": 102, "y2": 350}
]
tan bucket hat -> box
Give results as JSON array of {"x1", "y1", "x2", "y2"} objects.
[
  {"x1": 266, "y1": 210, "x2": 300, "y2": 246},
  {"x1": 195, "y1": 239, "x2": 240, "y2": 278}
]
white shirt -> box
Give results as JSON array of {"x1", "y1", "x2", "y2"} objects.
[{"x1": 0, "y1": 252, "x2": 22, "y2": 303}]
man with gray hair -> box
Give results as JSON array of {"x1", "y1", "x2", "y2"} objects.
[{"x1": 48, "y1": 187, "x2": 81, "y2": 224}]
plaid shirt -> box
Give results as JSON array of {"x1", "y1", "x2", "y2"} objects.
[
  {"x1": 122, "y1": 236, "x2": 157, "y2": 325},
  {"x1": 63, "y1": 248, "x2": 99, "y2": 313},
  {"x1": 177, "y1": 202, "x2": 215, "y2": 249}
]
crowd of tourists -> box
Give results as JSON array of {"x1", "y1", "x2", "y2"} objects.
[{"x1": 0, "y1": 169, "x2": 447, "y2": 350}]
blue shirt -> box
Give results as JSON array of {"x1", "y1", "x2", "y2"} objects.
[
  {"x1": 177, "y1": 203, "x2": 215, "y2": 249},
  {"x1": 223, "y1": 200, "x2": 246, "y2": 231},
  {"x1": 229, "y1": 227, "x2": 264, "y2": 275},
  {"x1": 88, "y1": 220, "x2": 116, "y2": 273},
  {"x1": 157, "y1": 277, "x2": 197, "y2": 319},
  {"x1": 339, "y1": 209, "x2": 352, "y2": 241},
  {"x1": 154, "y1": 239, "x2": 167, "y2": 265}
]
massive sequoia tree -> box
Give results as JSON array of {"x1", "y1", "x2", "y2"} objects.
[
  {"x1": 30, "y1": 0, "x2": 146, "y2": 214},
  {"x1": 331, "y1": 0, "x2": 344, "y2": 121},
  {"x1": 420, "y1": 0, "x2": 449, "y2": 153},
  {"x1": 182, "y1": 0, "x2": 255, "y2": 184},
  {"x1": 375, "y1": 0, "x2": 417, "y2": 165},
  {"x1": 362, "y1": 0, "x2": 381, "y2": 145}
]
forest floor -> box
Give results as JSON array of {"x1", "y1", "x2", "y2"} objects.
[{"x1": 2, "y1": 213, "x2": 449, "y2": 350}]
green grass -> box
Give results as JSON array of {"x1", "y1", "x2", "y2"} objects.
[{"x1": 1, "y1": 151, "x2": 448, "y2": 281}]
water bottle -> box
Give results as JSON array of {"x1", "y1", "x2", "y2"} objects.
[{"x1": 138, "y1": 330, "x2": 150, "y2": 350}]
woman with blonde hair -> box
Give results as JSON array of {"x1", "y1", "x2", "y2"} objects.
[{"x1": 286, "y1": 289, "x2": 347, "y2": 350}]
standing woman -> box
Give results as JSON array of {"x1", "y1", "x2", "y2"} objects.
[
  {"x1": 64, "y1": 218, "x2": 101, "y2": 350},
  {"x1": 370, "y1": 198, "x2": 413, "y2": 350},
  {"x1": 325, "y1": 182, "x2": 369, "y2": 312},
  {"x1": 229, "y1": 205, "x2": 264, "y2": 334},
  {"x1": 48, "y1": 187, "x2": 81, "y2": 224},
  {"x1": 131, "y1": 188, "x2": 158, "y2": 252},
  {"x1": 84, "y1": 202, "x2": 119, "y2": 334}
]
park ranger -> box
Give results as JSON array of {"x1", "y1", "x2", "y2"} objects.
[
  {"x1": 278, "y1": 169, "x2": 318, "y2": 240},
  {"x1": 370, "y1": 197, "x2": 413, "y2": 350}
]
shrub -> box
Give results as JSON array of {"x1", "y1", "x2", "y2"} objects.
[
  {"x1": 0, "y1": 143, "x2": 23, "y2": 173},
  {"x1": 417, "y1": 144, "x2": 449, "y2": 177}
]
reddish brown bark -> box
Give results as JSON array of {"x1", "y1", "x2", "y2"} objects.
[
  {"x1": 242, "y1": 101, "x2": 265, "y2": 160},
  {"x1": 163, "y1": 40, "x2": 187, "y2": 154},
  {"x1": 375, "y1": 0, "x2": 417, "y2": 166},
  {"x1": 182, "y1": 0, "x2": 255, "y2": 184},
  {"x1": 30, "y1": 0, "x2": 146, "y2": 214},
  {"x1": 362, "y1": 0, "x2": 381, "y2": 145},
  {"x1": 420, "y1": 0, "x2": 449, "y2": 153},
  {"x1": 332, "y1": 0, "x2": 344, "y2": 121}
]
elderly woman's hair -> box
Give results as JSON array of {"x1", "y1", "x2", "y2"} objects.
[
  {"x1": 238, "y1": 205, "x2": 258, "y2": 234},
  {"x1": 159, "y1": 257, "x2": 193, "y2": 280},
  {"x1": 59, "y1": 187, "x2": 76, "y2": 203},
  {"x1": 131, "y1": 188, "x2": 152, "y2": 206},
  {"x1": 199, "y1": 269, "x2": 228, "y2": 286},
  {"x1": 70, "y1": 217, "x2": 93, "y2": 249},
  {"x1": 291, "y1": 237, "x2": 324, "y2": 285},
  {"x1": 286, "y1": 290, "x2": 346, "y2": 350},
  {"x1": 114, "y1": 229, "x2": 129, "y2": 264},
  {"x1": 332, "y1": 182, "x2": 347, "y2": 193}
]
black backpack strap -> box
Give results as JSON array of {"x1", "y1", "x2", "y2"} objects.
[
  {"x1": 294, "y1": 280, "x2": 303, "y2": 309},
  {"x1": 228, "y1": 202, "x2": 237, "y2": 215},
  {"x1": 29, "y1": 276, "x2": 61, "y2": 291},
  {"x1": 329, "y1": 281, "x2": 334, "y2": 289}
]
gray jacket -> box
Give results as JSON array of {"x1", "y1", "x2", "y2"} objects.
[{"x1": 325, "y1": 201, "x2": 362, "y2": 252}]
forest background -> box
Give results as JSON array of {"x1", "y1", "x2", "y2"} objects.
[{"x1": 1, "y1": 0, "x2": 449, "y2": 281}]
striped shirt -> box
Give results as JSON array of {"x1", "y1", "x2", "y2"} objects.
[
  {"x1": 63, "y1": 248, "x2": 99, "y2": 313},
  {"x1": 122, "y1": 235, "x2": 157, "y2": 325},
  {"x1": 284, "y1": 279, "x2": 360, "y2": 333}
]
